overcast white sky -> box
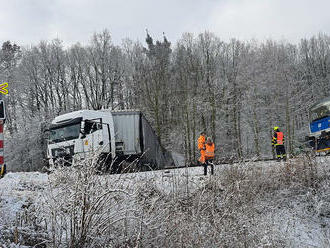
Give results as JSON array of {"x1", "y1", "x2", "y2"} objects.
[{"x1": 0, "y1": 0, "x2": 329, "y2": 47}]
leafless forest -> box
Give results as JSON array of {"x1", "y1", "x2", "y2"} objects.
[{"x1": 1, "y1": 30, "x2": 330, "y2": 170}]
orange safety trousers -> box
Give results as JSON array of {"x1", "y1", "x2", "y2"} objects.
[{"x1": 199, "y1": 149, "x2": 206, "y2": 164}]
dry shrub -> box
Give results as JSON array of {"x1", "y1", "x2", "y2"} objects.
[
  {"x1": 8, "y1": 154, "x2": 330, "y2": 247},
  {"x1": 280, "y1": 154, "x2": 318, "y2": 188},
  {"x1": 11, "y1": 154, "x2": 143, "y2": 248},
  {"x1": 136, "y1": 154, "x2": 327, "y2": 248}
]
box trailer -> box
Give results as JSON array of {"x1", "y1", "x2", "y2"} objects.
[{"x1": 109, "y1": 110, "x2": 174, "y2": 169}]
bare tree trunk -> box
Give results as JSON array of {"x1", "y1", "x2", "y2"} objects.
[{"x1": 252, "y1": 106, "x2": 261, "y2": 157}]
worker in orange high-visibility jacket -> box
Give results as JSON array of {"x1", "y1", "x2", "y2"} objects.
[
  {"x1": 272, "y1": 126, "x2": 287, "y2": 161},
  {"x1": 203, "y1": 137, "x2": 215, "y2": 175},
  {"x1": 198, "y1": 131, "x2": 206, "y2": 164}
]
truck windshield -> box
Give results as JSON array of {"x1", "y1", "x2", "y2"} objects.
[{"x1": 49, "y1": 123, "x2": 81, "y2": 143}]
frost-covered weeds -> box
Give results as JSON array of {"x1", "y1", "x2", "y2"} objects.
[
  {"x1": 39, "y1": 156, "x2": 141, "y2": 248},
  {"x1": 3, "y1": 155, "x2": 330, "y2": 247}
]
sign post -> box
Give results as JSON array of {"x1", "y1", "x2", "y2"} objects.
[{"x1": 0, "y1": 97, "x2": 5, "y2": 177}]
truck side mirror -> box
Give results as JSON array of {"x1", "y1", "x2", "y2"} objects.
[
  {"x1": 80, "y1": 121, "x2": 86, "y2": 139},
  {"x1": 43, "y1": 129, "x2": 50, "y2": 141}
]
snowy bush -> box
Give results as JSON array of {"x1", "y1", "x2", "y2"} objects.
[
  {"x1": 6, "y1": 116, "x2": 48, "y2": 172},
  {"x1": 40, "y1": 156, "x2": 141, "y2": 247}
]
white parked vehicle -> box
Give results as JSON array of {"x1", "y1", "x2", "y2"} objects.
[{"x1": 47, "y1": 109, "x2": 174, "y2": 172}]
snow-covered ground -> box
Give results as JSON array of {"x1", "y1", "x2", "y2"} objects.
[
  {"x1": 0, "y1": 172, "x2": 48, "y2": 225},
  {"x1": 1, "y1": 157, "x2": 330, "y2": 247},
  {"x1": 0, "y1": 165, "x2": 207, "y2": 228}
]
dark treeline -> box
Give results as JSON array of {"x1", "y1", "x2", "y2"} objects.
[{"x1": 1, "y1": 30, "x2": 330, "y2": 169}]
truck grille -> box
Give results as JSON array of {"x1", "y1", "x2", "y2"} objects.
[{"x1": 51, "y1": 145, "x2": 74, "y2": 158}]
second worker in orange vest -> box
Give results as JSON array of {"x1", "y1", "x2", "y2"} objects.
[{"x1": 203, "y1": 137, "x2": 215, "y2": 175}]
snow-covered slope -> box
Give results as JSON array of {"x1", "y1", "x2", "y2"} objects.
[
  {"x1": 0, "y1": 157, "x2": 330, "y2": 247},
  {"x1": 0, "y1": 172, "x2": 48, "y2": 224}
]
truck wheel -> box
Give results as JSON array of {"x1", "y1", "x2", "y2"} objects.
[{"x1": 96, "y1": 154, "x2": 112, "y2": 173}]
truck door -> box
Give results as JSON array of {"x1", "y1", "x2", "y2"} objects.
[{"x1": 83, "y1": 119, "x2": 103, "y2": 153}]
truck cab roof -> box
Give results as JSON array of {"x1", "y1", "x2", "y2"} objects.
[
  {"x1": 53, "y1": 109, "x2": 143, "y2": 124},
  {"x1": 52, "y1": 110, "x2": 104, "y2": 124}
]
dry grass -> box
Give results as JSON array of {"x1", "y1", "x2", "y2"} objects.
[{"x1": 3, "y1": 154, "x2": 330, "y2": 247}]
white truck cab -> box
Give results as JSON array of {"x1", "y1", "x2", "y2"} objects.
[{"x1": 47, "y1": 110, "x2": 116, "y2": 166}]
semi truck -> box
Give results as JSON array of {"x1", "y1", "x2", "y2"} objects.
[{"x1": 47, "y1": 109, "x2": 174, "y2": 172}]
